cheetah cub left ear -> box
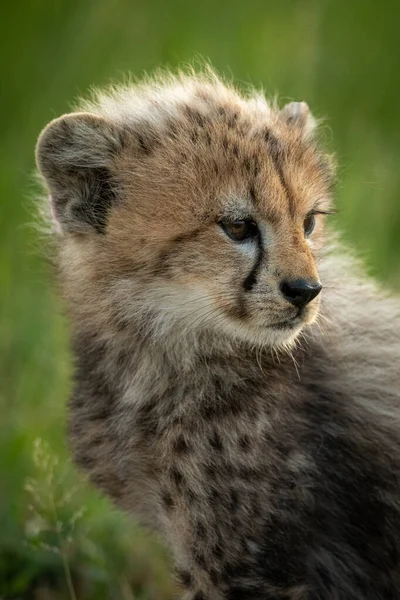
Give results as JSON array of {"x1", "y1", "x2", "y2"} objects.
[{"x1": 36, "y1": 112, "x2": 124, "y2": 234}]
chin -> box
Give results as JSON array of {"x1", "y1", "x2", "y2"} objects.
[
  {"x1": 267, "y1": 304, "x2": 320, "y2": 349},
  {"x1": 221, "y1": 317, "x2": 304, "y2": 351},
  {"x1": 266, "y1": 323, "x2": 305, "y2": 350},
  {"x1": 227, "y1": 305, "x2": 321, "y2": 351}
]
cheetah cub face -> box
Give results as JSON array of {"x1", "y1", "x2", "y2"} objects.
[{"x1": 36, "y1": 74, "x2": 334, "y2": 350}]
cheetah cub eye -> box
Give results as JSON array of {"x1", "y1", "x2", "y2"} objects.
[
  {"x1": 303, "y1": 214, "x2": 316, "y2": 237},
  {"x1": 220, "y1": 219, "x2": 259, "y2": 242}
]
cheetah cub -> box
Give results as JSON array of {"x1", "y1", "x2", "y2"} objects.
[{"x1": 36, "y1": 69, "x2": 400, "y2": 599}]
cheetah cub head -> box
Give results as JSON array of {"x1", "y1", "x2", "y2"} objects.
[{"x1": 36, "y1": 71, "x2": 334, "y2": 351}]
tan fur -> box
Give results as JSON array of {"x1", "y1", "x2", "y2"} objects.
[{"x1": 35, "y1": 68, "x2": 400, "y2": 600}]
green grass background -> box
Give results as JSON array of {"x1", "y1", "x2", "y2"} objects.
[{"x1": 1, "y1": 0, "x2": 400, "y2": 597}]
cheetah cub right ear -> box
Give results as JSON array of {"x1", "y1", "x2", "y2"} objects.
[
  {"x1": 280, "y1": 101, "x2": 317, "y2": 139},
  {"x1": 36, "y1": 112, "x2": 124, "y2": 234}
]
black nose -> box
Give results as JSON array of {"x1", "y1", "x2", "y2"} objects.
[{"x1": 280, "y1": 279, "x2": 322, "y2": 308}]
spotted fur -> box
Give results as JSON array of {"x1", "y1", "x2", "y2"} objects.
[{"x1": 36, "y1": 68, "x2": 400, "y2": 599}]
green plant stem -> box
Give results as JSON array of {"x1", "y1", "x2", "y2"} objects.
[
  {"x1": 49, "y1": 491, "x2": 77, "y2": 600},
  {"x1": 60, "y1": 542, "x2": 78, "y2": 600}
]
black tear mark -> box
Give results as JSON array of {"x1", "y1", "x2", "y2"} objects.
[{"x1": 242, "y1": 235, "x2": 264, "y2": 292}]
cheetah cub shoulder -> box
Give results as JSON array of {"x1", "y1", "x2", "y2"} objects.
[{"x1": 36, "y1": 69, "x2": 400, "y2": 600}]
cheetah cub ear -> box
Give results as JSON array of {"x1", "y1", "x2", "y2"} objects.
[
  {"x1": 36, "y1": 112, "x2": 124, "y2": 234},
  {"x1": 281, "y1": 101, "x2": 317, "y2": 139}
]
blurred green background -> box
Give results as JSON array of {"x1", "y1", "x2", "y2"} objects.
[{"x1": 1, "y1": 0, "x2": 400, "y2": 597}]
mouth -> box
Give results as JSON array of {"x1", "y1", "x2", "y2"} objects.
[
  {"x1": 269, "y1": 302, "x2": 319, "y2": 331},
  {"x1": 269, "y1": 319, "x2": 300, "y2": 330},
  {"x1": 270, "y1": 308, "x2": 304, "y2": 330}
]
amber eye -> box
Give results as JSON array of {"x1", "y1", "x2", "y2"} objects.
[
  {"x1": 303, "y1": 214, "x2": 316, "y2": 237},
  {"x1": 220, "y1": 219, "x2": 259, "y2": 242}
]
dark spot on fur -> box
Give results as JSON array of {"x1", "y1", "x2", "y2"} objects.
[
  {"x1": 136, "y1": 399, "x2": 159, "y2": 437},
  {"x1": 249, "y1": 185, "x2": 257, "y2": 204},
  {"x1": 176, "y1": 568, "x2": 193, "y2": 588},
  {"x1": 151, "y1": 248, "x2": 173, "y2": 278},
  {"x1": 200, "y1": 376, "x2": 259, "y2": 421},
  {"x1": 204, "y1": 463, "x2": 219, "y2": 479},
  {"x1": 193, "y1": 592, "x2": 206, "y2": 600},
  {"x1": 238, "y1": 120, "x2": 251, "y2": 136},
  {"x1": 264, "y1": 129, "x2": 296, "y2": 216},
  {"x1": 184, "y1": 106, "x2": 206, "y2": 127},
  {"x1": 194, "y1": 552, "x2": 207, "y2": 570},
  {"x1": 78, "y1": 453, "x2": 96, "y2": 469},
  {"x1": 239, "y1": 434, "x2": 251, "y2": 452},
  {"x1": 170, "y1": 467, "x2": 184, "y2": 487},
  {"x1": 250, "y1": 493, "x2": 261, "y2": 518},
  {"x1": 71, "y1": 335, "x2": 116, "y2": 422},
  {"x1": 184, "y1": 485, "x2": 197, "y2": 504},
  {"x1": 200, "y1": 395, "x2": 243, "y2": 421},
  {"x1": 87, "y1": 435, "x2": 105, "y2": 448},
  {"x1": 90, "y1": 471, "x2": 124, "y2": 500},
  {"x1": 209, "y1": 568, "x2": 220, "y2": 585},
  {"x1": 137, "y1": 133, "x2": 153, "y2": 155},
  {"x1": 167, "y1": 121, "x2": 178, "y2": 139},
  {"x1": 209, "y1": 488, "x2": 221, "y2": 504},
  {"x1": 232, "y1": 144, "x2": 239, "y2": 158},
  {"x1": 230, "y1": 489, "x2": 240, "y2": 512},
  {"x1": 227, "y1": 112, "x2": 239, "y2": 128},
  {"x1": 226, "y1": 586, "x2": 277, "y2": 600},
  {"x1": 87, "y1": 403, "x2": 112, "y2": 422},
  {"x1": 223, "y1": 561, "x2": 252, "y2": 582},
  {"x1": 116, "y1": 349, "x2": 130, "y2": 368},
  {"x1": 173, "y1": 435, "x2": 191, "y2": 454},
  {"x1": 243, "y1": 157, "x2": 251, "y2": 174},
  {"x1": 162, "y1": 490, "x2": 174, "y2": 510},
  {"x1": 196, "y1": 521, "x2": 206, "y2": 539},
  {"x1": 236, "y1": 465, "x2": 262, "y2": 481},
  {"x1": 115, "y1": 314, "x2": 131, "y2": 331},
  {"x1": 209, "y1": 430, "x2": 223, "y2": 452},
  {"x1": 264, "y1": 129, "x2": 281, "y2": 159},
  {"x1": 205, "y1": 131, "x2": 212, "y2": 146},
  {"x1": 116, "y1": 129, "x2": 127, "y2": 150},
  {"x1": 212, "y1": 542, "x2": 224, "y2": 560}
]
